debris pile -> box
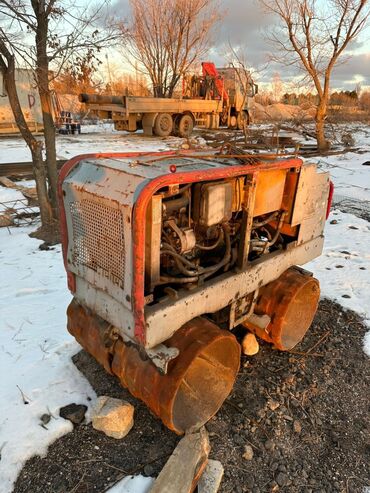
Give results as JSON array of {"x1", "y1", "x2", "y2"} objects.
[{"x1": 0, "y1": 176, "x2": 39, "y2": 227}]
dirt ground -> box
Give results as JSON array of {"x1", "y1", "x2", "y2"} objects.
[{"x1": 13, "y1": 299, "x2": 369, "y2": 493}]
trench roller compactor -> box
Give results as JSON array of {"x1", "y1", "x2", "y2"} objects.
[{"x1": 58, "y1": 150, "x2": 332, "y2": 433}]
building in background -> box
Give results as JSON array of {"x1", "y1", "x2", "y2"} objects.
[{"x1": 0, "y1": 68, "x2": 43, "y2": 134}]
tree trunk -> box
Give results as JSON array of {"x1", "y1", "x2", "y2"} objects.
[
  {"x1": 30, "y1": 143, "x2": 54, "y2": 226},
  {"x1": 35, "y1": 14, "x2": 59, "y2": 219},
  {"x1": 1, "y1": 56, "x2": 53, "y2": 226},
  {"x1": 315, "y1": 100, "x2": 330, "y2": 152}
]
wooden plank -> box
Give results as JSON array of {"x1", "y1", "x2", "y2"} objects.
[
  {"x1": 0, "y1": 159, "x2": 66, "y2": 177},
  {"x1": 150, "y1": 427, "x2": 210, "y2": 493}
]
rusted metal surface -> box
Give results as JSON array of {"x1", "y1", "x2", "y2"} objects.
[
  {"x1": 67, "y1": 298, "x2": 115, "y2": 375},
  {"x1": 67, "y1": 298, "x2": 240, "y2": 434},
  {"x1": 243, "y1": 267, "x2": 320, "y2": 351},
  {"x1": 131, "y1": 156, "x2": 303, "y2": 344},
  {"x1": 58, "y1": 150, "x2": 186, "y2": 294},
  {"x1": 253, "y1": 168, "x2": 287, "y2": 217},
  {"x1": 144, "y1": 237, "x2": 323, "y2": 348},
  {"x1": 58, "y1": 151, "x2": 303, "y2": 347}
]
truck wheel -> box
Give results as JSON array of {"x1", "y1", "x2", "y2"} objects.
[
  {"x1": 229, "y1": 115, "x2": 237, "y2": 129},
  {"x1": 154, "y1": 113, "x2": 173, "y2": 137},
  {"x1": 177, "y1": 114, "x2": 194, "y2": 137}
]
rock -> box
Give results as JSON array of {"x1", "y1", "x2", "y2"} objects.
[
  {"x1": 268, "y1": 400, "x2": 280, "y2": 411},
  {"x1": 40, "y1": 413, "x2": 51, "y2": 425},
  {"x1": 264, "y1": 439, "x2": 275, "y2": 451},
  {"x1": 293, "y1": 420, "x2": 302, "y2": 434},
  {"x1": 198, "y1": 459, "x2": 224, "y2": 493},
  {"x1": 233, "y1": 434, "x2": 244, "y2": 446},
  {"x1": 242, "y1": 445, "x2": 254, "y2": 461},
  {"x1": 143, "y1": 464, "x2": 155, "y2": 476},
  {"x1": 330, "y1": 220, "x2": 338, "y2": 224},
  {"x1": 271, "y1": 462, "x2": 279, "y2": 472},
  {"x1": 92, "y1": 396, "x2": 134, "y2": 439},
  {"x1": 59, "y1": 403, "x2": 87, "y2": 425},
  {"x1": 362, "y1": 161, "x2": 370, "y2": 166},
  {"x1": 342, "y1": 294, "x2": 351, "y2": 299},
  {"x1": 276, "y1": 472, "x2": 289, "y2": 487},
  {"x1": 241, "y1": 333, "x2": 259, "y2": 356},
  {"x1": 39, "y1": 242, "x2": 52, "y2": 251},
  {"x1": 181, "y1": 143, "x2": 190, "y2": 150}
]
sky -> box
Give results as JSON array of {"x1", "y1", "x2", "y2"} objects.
[{"x1": 108, "y1": 0, "x2": 370, "y2": 92}]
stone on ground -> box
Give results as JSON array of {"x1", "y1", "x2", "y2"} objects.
[
  {"x1": 242, "y1": 445, "x2": 254, "y2": 461},
  {"x1": 198, "y1": 459, "x2": 224, "y2": 493},
  {"x1": 92, "y1": 396, "x2": 134, "y2": 439},
  {"x1": 242, "y1": 333, "x2": 259, "y2": 356},
  {"x1": 59, "y1": 403, "x2": 87, "y2": 425}
]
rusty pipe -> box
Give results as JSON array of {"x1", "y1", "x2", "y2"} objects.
[
  {"x1": 243, "y1": 267, "x2": 320, "y2": 351},
  {"x1": 67, "y1": 299, "x2": 240, "y2": 434}
]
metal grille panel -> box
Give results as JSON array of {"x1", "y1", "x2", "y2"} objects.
[{"x1": 70, "y1": 199, "x2": 125, "y2": 288}]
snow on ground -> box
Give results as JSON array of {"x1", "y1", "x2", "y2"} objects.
[
  {"x1": 0, "y1": 188, "x2": 25, "y2": 212},
  {"x1": 0, "y1": 123, "x2": 178, "y2": 163},
  {"x1": 106, "y1": 475, "x2": 154, "y2": 493},
  {"x1": 0, "y1": 130, "x2": 178, "y2": 493},
  {"x1": 0, "y1": 124, "x2": 369, "y2": 492},
  {"x1": 307, "y1": 124, "x2": 370, "y2": 202},
  {"x1": 307, "y1": 209, "x2": 370, "y2": 355},
  {"x1": 0, "y1": 227, "x2": 96, "y2": 493}
]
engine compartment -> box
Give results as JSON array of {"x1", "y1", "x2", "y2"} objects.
[{"x1": 145, "y1": 168, "x2": 298, "y2": 307}]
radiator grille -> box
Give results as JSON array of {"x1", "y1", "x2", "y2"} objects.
[{"x1": 70, "y1": 199, "x2": 125, "y2": 288}]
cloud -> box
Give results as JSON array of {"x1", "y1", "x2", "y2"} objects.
[
  {"x1": 110, "y1": 0, "x2": 370, "y2": 90},
  {"x1": 215, "y1": 0, "x2": 370, "y2": 89}
]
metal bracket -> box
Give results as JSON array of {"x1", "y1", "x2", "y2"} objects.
[
  {"x1": 229, "y1": 289, "x2": 259, "y2": 329},
  {"x1": 146, "y1": 344, "x2": 180, "y2": 374}
]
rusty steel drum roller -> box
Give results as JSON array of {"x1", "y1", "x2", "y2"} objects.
[
  {"x1": 243, "y1": 267, "x2": 320, "y2": 351},
  {"x1": 67, "y1": 299, "x2": 240, "y2": 434}
]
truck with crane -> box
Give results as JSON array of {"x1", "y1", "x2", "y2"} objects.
[{"x1": 79, "y1": 62, "x2": 258, "y2": 137}]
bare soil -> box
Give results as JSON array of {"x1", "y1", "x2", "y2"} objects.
[{"x1": 13, "y1": 299, "x2": 369, "y2": 493}]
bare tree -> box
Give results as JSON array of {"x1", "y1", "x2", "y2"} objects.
[
  {"x1": 0, "y1": 36, "x2": 53, "y2": 227},
  {"x1": 124, "y1": 0, "x2": 220, "y2": 97},
  {"x1": 0, "y1": 1, "x2": 119, "y2": 241},
  {"x1": 260, "y1": 0, "x2": 369, "y2": 151}
]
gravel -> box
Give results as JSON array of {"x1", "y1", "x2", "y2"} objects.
[{"x1": 13, "y1": 299, "x2": 370, "y2": 493}]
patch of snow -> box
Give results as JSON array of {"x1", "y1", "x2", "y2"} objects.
[
  {"x1": 0, "y1": 186, "x2": 38, "y2": 214},
  {"x1": 309, "y1": 124, "x2": 370, "y2": 203},
  {"x1": 0, "y1": 227, "x2": 96, "y2": 493},
  {"x1": 0, "y1": 130, "x2": 181, "y2": 164},
  {"x1": 106, "y1": 475, "x2": 154, "y2": 493},
  {"x1": 307, "y1": 209, "x2": 370, "y2": 356},
  {"x1": 0, "y1": 187, "x2": 25, "y2": 209}
]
